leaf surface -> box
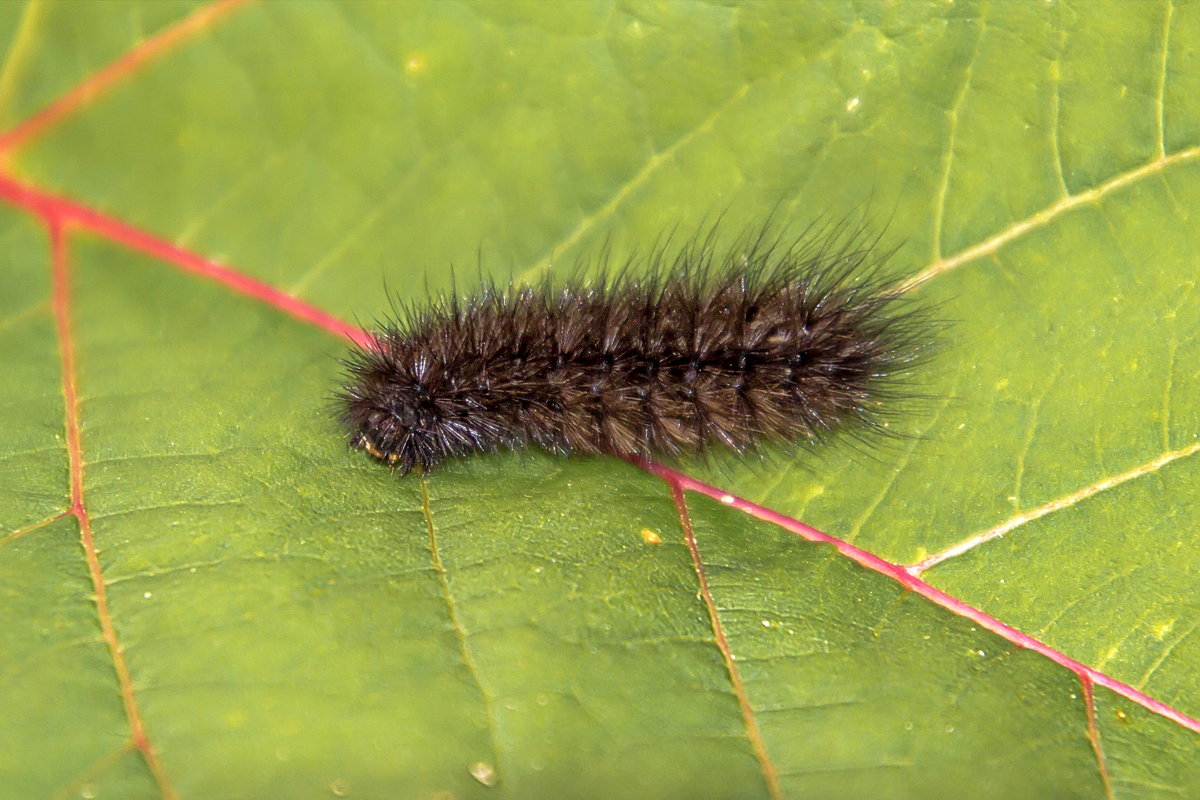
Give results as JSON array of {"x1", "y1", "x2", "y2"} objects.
[{"x1": 1, "y1": 1, "x2": 1198, "y2": 797}]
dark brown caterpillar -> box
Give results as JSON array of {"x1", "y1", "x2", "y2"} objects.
[{"x1": 339, "y1": 225, "x2": 929, "y2": 474}]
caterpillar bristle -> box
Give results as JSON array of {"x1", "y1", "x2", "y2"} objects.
[{"x1": 338, "y1": 222, "x2": 934, "y2": 475}]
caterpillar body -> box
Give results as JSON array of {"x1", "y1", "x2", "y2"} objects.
[{"x1": 339, "y1": 226, "x2": 928, "y2": 475}]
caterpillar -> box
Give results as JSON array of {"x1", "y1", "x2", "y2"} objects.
[{"x1": 338, "y1": 224, "x2": 930, "y2": 475}]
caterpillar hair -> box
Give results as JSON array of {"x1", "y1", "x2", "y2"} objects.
[{"x1": 338, "y1": 222, "x2": 933, "y2": 475}]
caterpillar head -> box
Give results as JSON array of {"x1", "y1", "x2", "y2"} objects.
[{"x1": 340, "y1": 351, "x2": 510, "y2": 474}]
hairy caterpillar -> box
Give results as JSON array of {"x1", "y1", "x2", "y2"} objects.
[{"x1": 338, "y1": 224, "x2": 930, "y2": 474}]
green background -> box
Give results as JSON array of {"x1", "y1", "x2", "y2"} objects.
[{"x1": 1, "y1": 1, "x2": 1198, "y2": 797}]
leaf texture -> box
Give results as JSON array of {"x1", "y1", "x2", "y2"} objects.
[{"x1": 1, "y1": 1, "x2": 1198, "y2": 797}]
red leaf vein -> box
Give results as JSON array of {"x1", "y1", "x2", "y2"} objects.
[
  {"x1": 670, "y1": 482, "x2": 783, "y2": 800},
  {"x1": 0, "y1": 0, "x2": 251, "y2": 158},
  {"x1": 1082, "y1": 675, "x2": 1116, "y2": 800},
  {"x1": 640, "y1": 459, "x2": 1200, "y2": 735},
  {"x1": 49, "y1": 219, "x2": 177, "y2": 799},
  {"x1": 0, "y1": 171, "x2": 1194, "y2": 743},
  {"x1": 0, "y1": 174, "x2": 372, "y2": 348}
]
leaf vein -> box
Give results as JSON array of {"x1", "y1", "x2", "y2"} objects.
[
  {"x1": 909, "y1": 440, "x2": 1200, "y2": 574},
  {"x1": 418, "y1": 477, "x2": 504, "y2": 784},
  {"x1": 899, "y1": 145, "x2": 1200, "y2": 292}
]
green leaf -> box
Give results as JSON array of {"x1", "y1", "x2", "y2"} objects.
[{"x1": 2, "y1": 1, "x2": 1198, "y2": 797}]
